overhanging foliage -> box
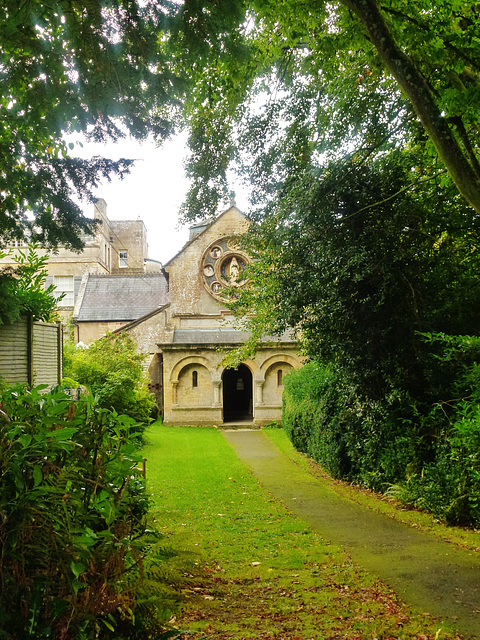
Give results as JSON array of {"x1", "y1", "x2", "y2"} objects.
[
  {"x1": 0, "y1": 0, "x2": 183, "y2": 248},
  {"x1": 175, "y1": 0, "x2": 480, "y2": 219}
]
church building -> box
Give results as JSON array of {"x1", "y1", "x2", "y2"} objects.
[{"x1": 87, "y1": 205, "x2": 303, "y2": 426}]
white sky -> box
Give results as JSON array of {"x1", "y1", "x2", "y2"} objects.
[{"x1": 70, "y1": 133, "x2": 249, "y2": 264}]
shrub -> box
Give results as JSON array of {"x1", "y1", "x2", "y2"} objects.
[
  {"x1": 282, "y1": 362, "x2": 331, "y2": 454},
  {"x1": 388, "y1": 333, "x2": 480, "y2": 525},
  {"x1": 283, "y1": 363, "x2": 424, "y2": 492},
  {"x1": 64, "y1": 332, "x2": 157, "y2": 430},
  {"x1": 0, "y1": 384, "x2": 181, "y2": 639},
  {"x1": 448, "y1": 401, "x2": 480, "y2": 522},
  {"x1": 0, "y1": 245, "x2": 60, "y2": 325},
  {"x1": 283, "y1": 334, "x2": 480, "y2": 526}
]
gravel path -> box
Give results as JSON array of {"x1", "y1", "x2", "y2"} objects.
[{"x1": 223, "y1": 429, "x2": 480, "y2": 639}]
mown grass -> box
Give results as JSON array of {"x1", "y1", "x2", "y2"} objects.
[
  {"x1": 142, "y1": 424, "x2": 462, "y2": 640},
  {"x1": 264, "y1": 428, "x2": 480, "y2": 553}
]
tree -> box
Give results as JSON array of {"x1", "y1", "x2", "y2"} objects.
[
  {"x1": 336, "y1": 0, "x2": 480, "y2": 214},
  {"x1": 173, "y1": 0, "x2": 480, "y2": 375},
  {"x1": 174, "y1": 0, "x2": 480, "y2": 220},
  {"x1": 64, "y1": 332, "x2": 156, "y2": 426},
  {"x1": 229, "y1": 152, "x2": 480, "y2": 390},
  {"x1": 0, "y1": 0, "x2": 183, "y2": 249},
  {"x1": 170, "y1": 0, "x2": 480, "y2": 523},
  {"x1": 228, "y1": 154, "x2": 480, "y2": 518}
]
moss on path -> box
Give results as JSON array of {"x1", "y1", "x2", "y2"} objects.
[{"x1": 223, "y1": 430, "x2": 480, "y2": 639}]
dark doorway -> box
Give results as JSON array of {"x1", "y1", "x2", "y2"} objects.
[{"x1": 222, "y1": 364, "x2": 253, "y2": 423}]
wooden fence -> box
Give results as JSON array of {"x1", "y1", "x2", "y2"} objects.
[{"x1": 0, "y1": 315, "x2": 62, "y2": 387}]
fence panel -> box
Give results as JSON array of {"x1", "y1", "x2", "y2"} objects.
[
  {"x1": 0, "y1": 316, "x2": 62, "y2": 387},
  {"x1": 0, "y1": 316, "x2": 29, "y2": 383},
  {"x1": 33, "y1": 321, "x2": 62, "y2": 387}
]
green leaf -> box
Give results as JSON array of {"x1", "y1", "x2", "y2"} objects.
[
  {"x1": 47, "y1": 427, "x2": 77, "y2": 440},
  {"x1": 32, "y1": 465, "x2": 43, "y2": 487},
  {"x1": 101, "y1": 619, "x2": 115, "y2": 632},
  {"x1": 18, "y1": 434, "x2": 32, "y2": 448},
  {"x1": 70, "y1": 561, "x2": 86, "y2": 580}
]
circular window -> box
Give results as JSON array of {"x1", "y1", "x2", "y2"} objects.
[
  {"x1": 210, "y1": 246, "x2": 222, "y2": 259},
  {"x1": 202, "y1": 237, "x2": 250, "y2": 301}
]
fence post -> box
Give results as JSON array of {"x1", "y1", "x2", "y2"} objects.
[
  {"x1": 27, "y1": 315, "x2": 34, "y2": 387},
  {"x1": 57, "y1": 322, "x2": 63, "y2": 385}
]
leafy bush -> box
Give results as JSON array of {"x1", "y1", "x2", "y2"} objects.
[
  {"x1": 64, "y1": 332, "x2": 157, "y2": 429},
  {"x1": 283, "y1": 363, "x2": 418, "y2": 491},
  {"x1": 449, "y1": 402, "x2": 480, "y2": 522},
  {"x1": 282, "y1": 362, "x2": 332, "y2": 455},
  {"x1": 283, "y1": 334, "x2": 480, "y2": 526},
  {"x1": 0, "y1": 384, "x2": 181, "y2": 639},
  {"x1": 0, "y1": 245, "x2": 60, "y2": 325},
  {"x1": 385, "y1": 333, "x2": 480, "y2": 525}
]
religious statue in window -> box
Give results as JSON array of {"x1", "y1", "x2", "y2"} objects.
[{"x1": 202, "y1": 237, "x2": 250, "y2": 301}]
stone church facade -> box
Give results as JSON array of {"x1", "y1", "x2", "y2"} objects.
[{"x1": 113, "y1": 206, "x2": 303, "y2": 426}]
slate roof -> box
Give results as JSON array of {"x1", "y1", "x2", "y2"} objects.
[
  {"x1": 74, "y1": 273, "x2": 169, "y2": 322},
  {"x1": 171, "y1": 328, "x2": 296, "y2": 346}
]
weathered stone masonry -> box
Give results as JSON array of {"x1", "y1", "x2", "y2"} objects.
[{"x1": 117, "y1": 206, "x2": 303, "y2": 426}]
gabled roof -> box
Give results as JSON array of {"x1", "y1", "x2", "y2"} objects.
[
  {"x1": 164, "y1": 205, "x2": 247, "y2": 268},
  {"x1": 111, "y1": 303, "x2": 170, "y2": 334},
  {"x1": 74, "y1": 273, "x2": 169, "y2": 322}
]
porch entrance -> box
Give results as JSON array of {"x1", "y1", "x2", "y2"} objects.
[{"x1": 222, "y1": 364, "x2": 253, "y2": 423}]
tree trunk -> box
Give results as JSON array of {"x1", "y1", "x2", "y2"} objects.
[{"x1": 341, "y1": 0, "x2": 480, "y2": 215}]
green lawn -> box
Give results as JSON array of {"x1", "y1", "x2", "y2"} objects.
[{"x1": 142, "y1": 425, "x2": 462, "y2": 640}]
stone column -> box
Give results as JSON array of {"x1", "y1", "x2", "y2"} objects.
[
  {"x1": 172, "y1": 381, "x2": 178, "y2": 405},
  {"x1": 213, "y1": 380, "x2": 222, "y2": 405},
  {"x1": 255, "y1": 380, "x2": 265, "y2": 405}
]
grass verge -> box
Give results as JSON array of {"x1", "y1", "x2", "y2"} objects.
[
  {"x1": 143, "y1": 424, "x2": 462, "y2": 640},
  {"x1": 263, "y1": 427, "x2": 480, "y2": 553}
]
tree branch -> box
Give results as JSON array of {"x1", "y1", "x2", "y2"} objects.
[
  {"x1": 379, "y1": 5, "x2": 480, "y2": 72},
  {"x1": 340, "y1": 0, "x2": 480, "y2": 215},
  {"x1": 340, "y1": 171, "x2": 445, "y2": 221}
]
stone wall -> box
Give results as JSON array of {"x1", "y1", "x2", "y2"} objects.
[
  {"x1": 110, "y1": 220, "x2": 148, "y2": 274},
  {"x1": 161, "y1": 344, "x2": 301, "y2": 426},
  {"x1": 75, "y1": 320, "x2": 128, "y2": 344},
  {"x1": 165, "y1": 207, "x2": 249, "y2": 317},
  {"x1": 122, "y1": 308, "x2": 171, "y2": 354}
]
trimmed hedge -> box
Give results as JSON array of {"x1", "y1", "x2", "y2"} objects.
[{"x1": 283, "y1": 362, "x2": 414, "y2": 488}]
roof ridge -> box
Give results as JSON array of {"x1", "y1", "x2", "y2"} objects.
[{"x1": 87, "y1": 272, "x2": 165, "y2": 279}]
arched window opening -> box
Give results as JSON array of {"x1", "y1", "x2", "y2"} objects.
[
  {"x1": 192, "y1": 370, "x2": 198, "y2": 388},
  {"x1": 277, "y1": 369, "x2": 283, "y2": 387}
]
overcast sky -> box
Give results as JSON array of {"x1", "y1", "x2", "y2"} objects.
[{"x1": 71, "y1": 133, "x2": 249, "y2": 264}]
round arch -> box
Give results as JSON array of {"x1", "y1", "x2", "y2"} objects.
[
  {"x1": 222, "y1": 363, "x2": 253, "y2": 423},
  {"x1": 259, "y1": 353, "x2": 302, "y2": 377},
  {"x1": 170, "y1": 355, "x2": 214, "y2": 383}
]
